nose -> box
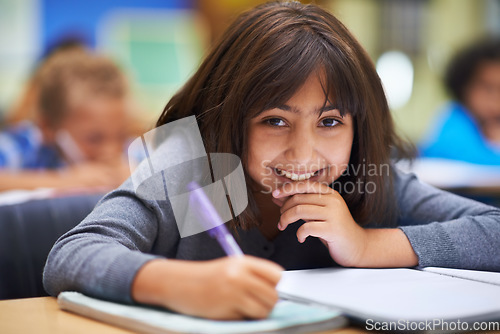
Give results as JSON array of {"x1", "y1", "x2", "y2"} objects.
[{"x1": 284, "y1": 128, "x2": 316, "y2": 164}]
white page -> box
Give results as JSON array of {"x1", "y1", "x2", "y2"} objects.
[
  {"x1": 423, "y1": 267, "x2": 500, "y2": 286},
  {"x1": 0, "y1": 188, "x2": 55, "y2": 206},
  {"x1": 396, "y1": 158, "x2": 500, "y2": 189},
  {"x1": 58, "y1": 291, "x2": 346, "y2": 334},
  {"x1": 277, "y1": 268, "x2": 500, "y2": 322}
]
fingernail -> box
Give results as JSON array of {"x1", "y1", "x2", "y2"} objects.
[{"x1": 272, "y1": 189, "x2": 280, "y2": 197}]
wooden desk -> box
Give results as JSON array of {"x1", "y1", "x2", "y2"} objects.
[
  {"x1": 0, "y1": 297, "x2": 367, "y2": 334},
  {"x1": 0, "y1": 297, "x2": 134, "y2": 334}
]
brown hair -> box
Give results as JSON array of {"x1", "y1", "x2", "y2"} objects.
[
  {"x1": 157, "y1": 1, "x2": 407, "y2": 228},
  {"x1": 36, "y1": 48, "x2": 127, "y2": 128}
]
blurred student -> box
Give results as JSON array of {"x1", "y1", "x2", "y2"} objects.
[
  {"x1": 420, "y1": 37, "x2": 500, "y2": 165},
  {"x1": 0, "y1": 48, "x2": 134, "y2": 192},
  {"x1": 4, "y1": 37, "x2": 87, "y2": 126}
]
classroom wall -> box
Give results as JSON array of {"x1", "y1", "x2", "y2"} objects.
[
  {"x1": 330, "y1": 0, "x2": 500, "y2": 142},
  {"x1": 0, "y1": 0, "x2": 203, "y2": 126},
  {"x1": 0, "y1": 0, "x2": 39, "y2": 119},
  {"x1": 1, "y1": 0, "x2": 499, "y2": 143},
  {"x1": 40, "y1": 0, "x2": 193, "y2": 50}
]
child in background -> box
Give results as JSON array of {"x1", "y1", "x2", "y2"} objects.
[
  {"x1": 420, "y1": 37, "x2": 500, "y2": 165},
  {"x1": 44, "y1": 1, "x2": 500, "y2": 321},
  {"x1": 4, "y1": 37, "x2": 87, "y2": 126},
  {"x1": 0, "y1": 48, "x2": 134, "y2": 191}
]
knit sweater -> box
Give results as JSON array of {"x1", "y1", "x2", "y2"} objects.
[{"x1": 43, "y1": 169, "x2": 500, "y2": 304}]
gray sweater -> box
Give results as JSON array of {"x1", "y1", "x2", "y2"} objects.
[{"x1": 43, "y1": 169, "x2": 500, "y2": 304}]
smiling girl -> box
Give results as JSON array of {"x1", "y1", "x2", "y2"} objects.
[{"x1": 44, "y1": 1, "x2": 500, "y2": 321}]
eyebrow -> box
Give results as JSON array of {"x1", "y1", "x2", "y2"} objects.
[{"x1": 276, "y1": 104, "x2": 342, "y2": 116}]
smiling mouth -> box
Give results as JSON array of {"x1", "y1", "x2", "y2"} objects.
[{"x1": 274, "y1": 168, "x2": 322, "y2": 181}]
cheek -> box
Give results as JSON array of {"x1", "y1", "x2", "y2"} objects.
[
  {"x1": 465, "y1": 85, "x2": 498, "y2": 118},
  {"x1": 326, "y1": 152, "x2": 351, "y2": 181},
  {"x1": 466, "y1": 88, "x2": 485, "y2": 110},
  {"x1": 246, "y1": 128, "x2": 282, "y2": 187},
  {"x1": 322, "y1": 133, "x2": 353, "y2": 181},
  {"x1": 247, "y1": 143, "x2": 269, "y2": 178},
  {"x1": 247, "y1": 128, "x2": 269, "y2": 164},
  {"x1": 246, "y1": 131, "x2": 264, "y2": 179}
]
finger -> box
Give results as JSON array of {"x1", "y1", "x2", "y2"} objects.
[
  {"x1": 245, "y1": 256, "x2": 283, "y2": 285},
  {"x1": 279, "y1": 204, "x2": 327, "y2": 230},
  {"x1": 279, "y1": 193, "x2": 328, "y2": 214},
  {"x1": 296, "y1": 221, "x2": 331, "y2": 243},
  {"x1": 271, "y1": 196, "x2": 287, "y2": 208},
  {"x1": 236, "y1": 292, "x2": 275, "y2": 319},
  {"x1": 272, "y1": 181, "x2": 334, "y2": 199},
  {"x1": 242, "y1": 274, "x2": 280, "y2": 310},
  {"x1": 225, "y1": 310, "x2": 243, "y2": 321},
  {"x1": 206, "y1": 308, "x2": 242, "y2": 321}
]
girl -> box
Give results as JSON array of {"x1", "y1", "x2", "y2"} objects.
[{"x1": 44, "y1": 1, "x2": 500, "y2": 321}]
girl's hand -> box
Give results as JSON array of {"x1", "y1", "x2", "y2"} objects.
[
  {"x1": 59, "y1": 159, "x2": 130, "y2": 190},
  {"x1": 272, "y1": 182, "x2": 367, "y2": 267},
  {"x1": 132, "y1": 256, "x2": 283, "y2": 320}
]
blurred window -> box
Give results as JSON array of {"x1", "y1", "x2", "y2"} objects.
[{"x1": 97, "y1": 9, "x2": 205, "y2": 116}]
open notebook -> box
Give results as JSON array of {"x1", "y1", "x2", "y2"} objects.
[
  {"x1": 57, "y1": 291, "x2": 347, "y2": 334},
  {"x1": 58, "y1": 267, "x2": 500, "y2": 333},
  {"x1": 277, "y1": 267, "x2": 500, "y2": 330}
]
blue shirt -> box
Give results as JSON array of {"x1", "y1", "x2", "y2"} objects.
[
  {"x1": 420, "y1": 102, "x2": 500, "y2": 165},
  {"x1": 0, "y1": 121, "x2": 64, "y2": 170}
]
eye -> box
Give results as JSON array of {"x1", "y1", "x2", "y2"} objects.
[
  {"x1": 265, "y1": 117, "x2": 287, "y2": 127},
  {"x1": 319, "y1": 118, "x2": 340, "y2": 128}
]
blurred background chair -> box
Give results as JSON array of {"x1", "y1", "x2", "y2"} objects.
[{"x1": 0, "y1": 193, "x2": 103, "y2": 300}]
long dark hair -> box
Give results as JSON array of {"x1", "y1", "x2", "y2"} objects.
[{"x1": 157, "y1": 1, "x2": 407, "y2": 228}]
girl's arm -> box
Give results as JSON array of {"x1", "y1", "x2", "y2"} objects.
[
  {"x1": 43, "y1": 178, "x2": 282, "y2": 320},
  {"x1": 274, "y1": 169, "x2": 500, "y2": 271},
  {"x1": 0, "y1": 161, "x2": 130, "y2": 192},
  {"x1": 394, "y1": 169, "x2": 500, "y2": 271},
  {"x1": 43, "y1": 180, "x2": 165, "y2": 303}
]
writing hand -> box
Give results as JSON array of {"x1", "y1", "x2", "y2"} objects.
[{"x1": 133, "y1": 256, "x2": 283, "y2": 320}]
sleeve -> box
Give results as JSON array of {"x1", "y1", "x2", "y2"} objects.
[
  {"x1": 43, "y1": 178, "x2": 181, "y2": 304},
  {"x1": 0, "y1": 122, "x2": 44, "y2": 169},
  {"x1": 0, "y1": 132, "x2": 23, "y2": 169},
  {"x1": 394, "y1": 169, "x2": 500, "y2": 271}
]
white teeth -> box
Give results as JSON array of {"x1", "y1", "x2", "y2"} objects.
[{"x1": 276, "y1": 168, "x2": 318, "y2": 181}]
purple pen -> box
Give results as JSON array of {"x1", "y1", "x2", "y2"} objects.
[{"x1": 188, "y1": 181, "x2": 243, "y2": 256}]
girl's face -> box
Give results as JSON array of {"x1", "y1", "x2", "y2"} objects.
[
  {"x1": 59, "y1": 96, "x2": 128, "y2": 163},
  {"x1": 247, "y1": 72, "x2": 354, "y2": 194}
]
